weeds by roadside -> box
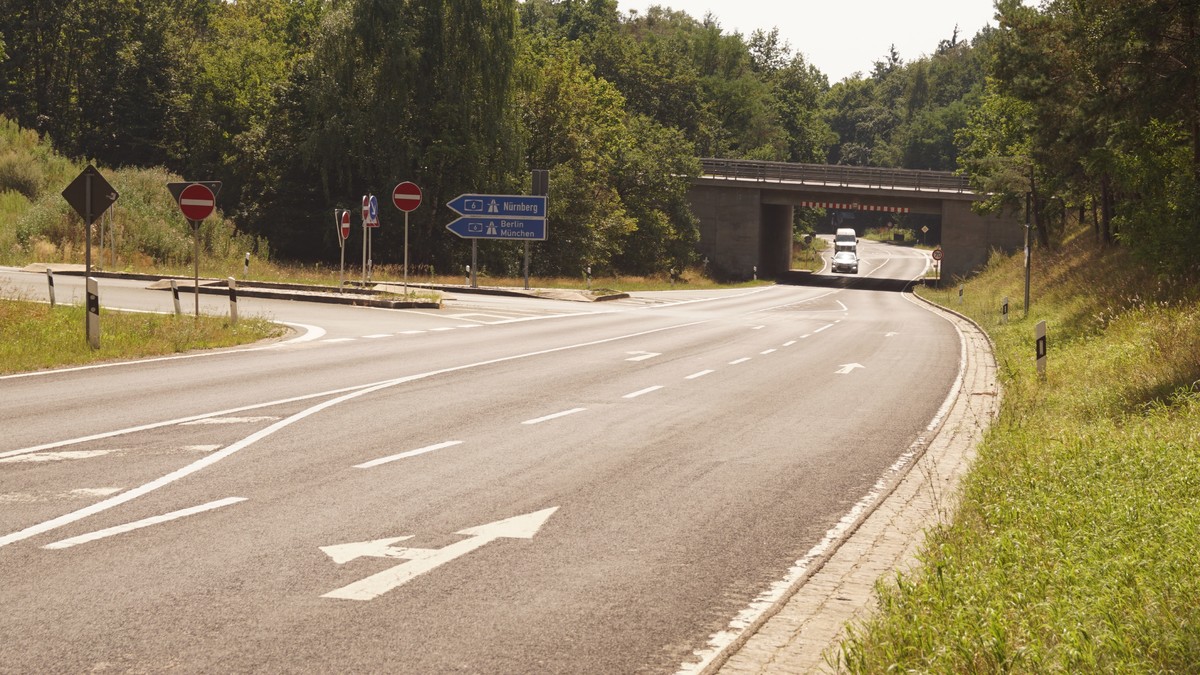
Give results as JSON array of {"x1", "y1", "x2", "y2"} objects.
[{"x1": 834, "y1": 225, "x2": 1200, "y2": 672}]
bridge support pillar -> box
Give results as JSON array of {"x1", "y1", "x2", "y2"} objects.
[
  {"x1": 689, "y1": 185, "x2": 763, "y2": 279},
  {"x1": 940, "y1": 201, "x2": 1024, "y2": 281},
  {"x1": 761, "y1": 204, "x2": 793, "y2": 277}
]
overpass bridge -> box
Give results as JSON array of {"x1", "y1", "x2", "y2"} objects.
[{"x1": 689, "y1": 158, "x2": 1023, "y2": 281}]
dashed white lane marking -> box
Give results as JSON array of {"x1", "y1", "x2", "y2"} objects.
[
  {"x1": 751, "y1": 325, "x2": 766, "y2": 330},
  {"x1": 399, "y1": 330, "x2": 425, "y2": 335},
  {"x1": 729, "y1": 357, "x2": 751, "y2": 365},
  {"x1": 0, "y1": 450, "x2": 112, "y2": 464},
  {"x1": 814, "y1": 323, "x2": 834, "y2": 334},
  {"x1": 430, "y1": 327, "x2": 455, "y2": 332},
  {"x1": 180, "y1": 416, "x2": 279, "y2": 426},
  {"x1": 801, "y1": 334, "x2": 812, "y2": 339},
  {"x1": 355, "y1": 441, "x2": 463, "y2": 468},
  {"x1": 686, "y1": 370, "x2": 714, "y2": 380},
  {"x1": 760, "y1": 349, "x2": 776, "y2": 355},
  {"x1": 522, "y1": 408, "x2": 587, "y2": 425},
  {"x1": 42, "y1": 497, "x2": 248, "y2": 550},
  {"x1": 363, "y1": 334, "x2": 392, "y2": 339},
  {"x1": 783, "y1": 340, "x2": 797, "y2": 347},
  {"x1": 182, "y1": 445, "x2": 222, "y2": 453},
  {"x1": 626, "y1": 351, "x2": 661, "y2": 362},
  {"x1": 623, "y1": 386, "x2": 663, "y2": 399},
  {"x1": 0, "y1": 318, "x2": 707, "y2": 548},
  {"x1": 322, "y1": 338, "x2": 356, "y2": 343}
]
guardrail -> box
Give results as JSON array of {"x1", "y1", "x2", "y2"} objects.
[{"x1": 699, "y1": 158, "x2": 971, "y2": 193}]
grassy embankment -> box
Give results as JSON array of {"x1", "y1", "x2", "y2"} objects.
[{"x1": 834, "y1": 225, "x2": 1200, "y2": 671}]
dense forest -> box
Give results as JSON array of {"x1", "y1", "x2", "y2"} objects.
[{"x1": 0, "y1": 0, "x2": 1196, "y2": 276}]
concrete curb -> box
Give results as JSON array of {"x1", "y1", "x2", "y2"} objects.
[{"x1": 27, "y1": 265, "x2": 628, "y2": 306}]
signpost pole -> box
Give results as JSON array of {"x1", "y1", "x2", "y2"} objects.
[
  {"x1": 85, "y1": 172, "x2": 92, "y2": 276},
  {"x1": 471, "y1": 240, "x2": 478, "y2": 288},
  {"x1": 193, "y1": 221, "x2": 200, "y2": 319},
  {"x1": 362, "y1": 221, "x2": 367, "y2": 286},
  {"x1": 403, "y1": 211, "x2": 409, "y2": 297},
  {"x1": 524, "y1": 242, "x2": 530, "y2": 290}
]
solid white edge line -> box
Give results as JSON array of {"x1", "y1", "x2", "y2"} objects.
[
  {"x1": 1, "y1": 320, "x2": 706, "y2": 547},
  {"x1": 0, "y1": 321, "x2": 326, "y2": 382},
  {"x1": 42, "y1": 497, "x2": 248, "y2": 550},
  {"x1": 622, "y1": 386, "x2": 663, "y2": 399},
  {"x1": 522, "y1": 408, "x2": 586, "y2": 425},
  {"x1": 354, "y1": 441, "x2": 463, "y2": 468},
  {"x1": 677, "y1": 278, "x2": 968, "y2": 674}
]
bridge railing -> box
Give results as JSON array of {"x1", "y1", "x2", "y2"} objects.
[{"x1": 699, "y1": 158, "x2": 971, "y2": 193}]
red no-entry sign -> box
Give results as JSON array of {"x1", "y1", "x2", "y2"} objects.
[
  {"x1": 178, "y1": 183, "x2": 216, "y2": 222},
  {"x1": 393, "y1": 181, "x2": 422, "y2": 212},
  {"x1": 340, "y1": 210, "x2": 351, "y2": 240}
]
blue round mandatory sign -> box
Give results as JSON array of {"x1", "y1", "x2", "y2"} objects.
[{"x1": 369, "y1": 195, "x2": 379, "y2": 222}]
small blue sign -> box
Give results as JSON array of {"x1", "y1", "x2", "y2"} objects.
[
  {"x1": 368, "y1": 194, "x2": 379, "y2": 223},
  {"x1": 446, "y1": 216, "x2": 546, "y2": 241},
  {"x1": 448, "y1": 194, "x2": 546, "y2": 219}
]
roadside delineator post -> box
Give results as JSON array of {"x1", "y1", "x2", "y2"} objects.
[
  {"x1": 1002, "y1": 296, "x2": 1009, "y2": 325},
  {"x1": 228, "y1": 277, "x2": 238, "y2": 325},
  {"x1": 46, "y1": 269, "x2": 55, "y2": 308},
  {"x1": 1036, "y1": 320, "x2": 1047, "y2": 379},
  {"x1": 85, "y1": 277, "x2": 100, "y2": 350}
]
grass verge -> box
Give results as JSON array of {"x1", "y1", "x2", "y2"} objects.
[
  {"x1": 0, "y1": 298, "x2": 287, "y2": 375},
  {"x1": 833, "y1": 224, "x2": 1200, "y2": 671}
]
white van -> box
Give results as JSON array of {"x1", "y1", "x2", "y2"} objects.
[{"x1": 834, "y1": 228, "x2": 857, "y2": 253}]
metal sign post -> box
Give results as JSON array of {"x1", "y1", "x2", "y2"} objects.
[
  {"x1": 62, "y1": 166, "x2": 119, "y2": 349},
  {"x1": 167, "y1": 181, "x2": 221, "y2": 319},
  {"x1": 392, "y1": 182, "x2": 422, "y2": 297}
]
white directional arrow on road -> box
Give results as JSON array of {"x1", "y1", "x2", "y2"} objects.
[
  {"x1": 835, "y1": 363, "x2": 865, "y2": 374},
  {"x1": 321, "y1": 507, "x2": 559, "y2": 601}
]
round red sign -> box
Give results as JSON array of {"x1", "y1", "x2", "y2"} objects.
[
  {"x1": 178, "y1": 183, "x2": 216, "y2": 222},
  {"x1": 340, "y1": 210, "x2": 351, "y2": 240},
  {"x1": 932, "y1": 248, "x2": 943, "y2": 261},
  {"x1": 392, "y1": 181, "x2": 422, "y2": 212}
]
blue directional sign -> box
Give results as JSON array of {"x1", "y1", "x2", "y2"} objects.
[
  {"x1": 448, "y1": 194, "x2": 546, "y2": 219},
  {"x1": 446, "y1": 216, "x2": 546, "y2": 241}
]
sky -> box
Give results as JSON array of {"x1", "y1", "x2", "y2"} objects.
[{"x1": 614, "y1": 0, "x2": 1004, "y2": 83}]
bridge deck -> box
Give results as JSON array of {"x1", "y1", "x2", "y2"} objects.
[{"x1": 699, "y1": 158, "x2": 972, "y2": 195}]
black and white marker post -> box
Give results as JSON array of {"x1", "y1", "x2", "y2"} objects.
[
  {"x1": 1036, "y1": 320, "x2": 1047, "y2": 378},
  {"x1": 227, "y1": 277, "x2": 238, "y2": 325},
  {"x1": 46, "y1": 269, "x2": 55, "y2": 308},
  {"x1": 60, "y1": 165, "x2": 119, "y2": 349}
]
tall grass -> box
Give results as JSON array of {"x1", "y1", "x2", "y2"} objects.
[
  {"x1": 833, "y1": 225, "x2": 1200, "y2": 671},
  {"x1": 0, "y1": 116, "x2": 268, "y2": 273}
]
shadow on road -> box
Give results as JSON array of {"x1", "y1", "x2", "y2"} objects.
[{"x1": 775, "y1": 270, "x2": 927, "y2": 294}]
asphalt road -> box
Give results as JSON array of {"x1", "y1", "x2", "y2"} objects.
[{"x1": 0, "y1": 241, "x2": 958, "y2": 673}]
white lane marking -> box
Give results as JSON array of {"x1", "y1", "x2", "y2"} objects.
[
  {"x1": 0, "y1": 321, "x2": 326, "y2": 381},
  {"x1": 42, "y1": 497, "x2": 248, "y2": 550},
  {"x1": 760, "y1": 349, "x2": 776, "y2": 355},
  {"x1": 835, "y1": 363, "x2": 865, "y2": 374},
  {"x1": 180, "y1": 416, "x2": 279, "y2": 426},
  {"x1": 0, "y1": 450, "x2": 112, "y2": 464},
  {"x1": 885, "y1": 331, "x2": 899, "y2": 337},
  {"x1": 0, "y1": 320, "x2": 706, "y2": 547},
  {"x1": 728, "y1": 357, "x2": 751, "y2": 365},
  {"x1": 446, "y1": 313, "x2": 512, "y2": 323},
  {"x1": 623, "y1": 386, "x2": 663, "y2": 399},
  {"x1": 399, "y1": 330, "x2": 425, "y2": 335},
  {"x1": 751, "y1": 325, "x2": 766, "y2": 330},
  {"x1": 813, "y1": 324, "x2": 834, "y2": 334},
  {"x1": 0, "y1": 488, "x2": 122, "y2": 504},
  {"x1": 685, "y1": 370, "x2": 714, "y2": 380},
  {"x1": 455, "y1": 325, "x2": 480, "y2": 329},
  {"x1": 783, "y1": 340, "x2": 797, "y2": 347},
  {"x1": 626, "y1": 351, "x2": 661, "y2": 362},
  {"x1": 321, "y1": 507, "x2": 558, "y2": 601},
  {"x1": 678, "y1": 287, "x2": 970, "y2": 675},
  {"x1": 355, "y1": 441, "x2": 463, "y2": 469},
  {"x1": 182, "y1": 445, "x2": 222, "y2": 453},
  {"x1": 322, "y1": 338, "x2": 356, "y2": 343},
  {"x1": 363, "y1": 334, "x2": 392, "y2": 339},
  {"x1": 522, "y1": 408, "x2": 586, "y2": 425},
  {"x1": 430, "y1": 327, "x2": 455, "y2": 332}
]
